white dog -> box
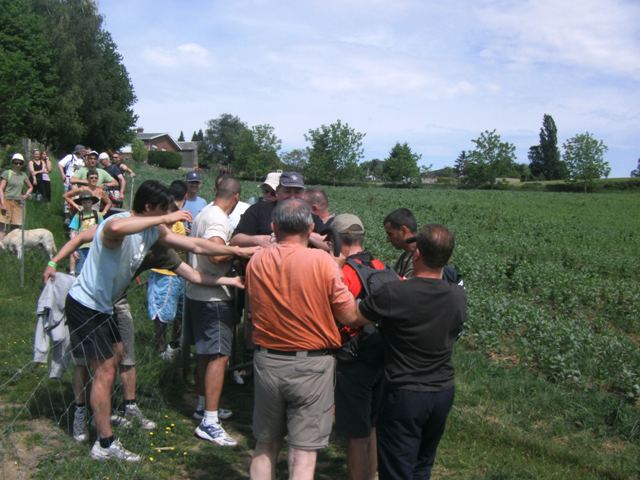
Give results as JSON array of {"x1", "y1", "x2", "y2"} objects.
[{"x1": 2, "y1": 228, "x2": 57, "y2": 259}]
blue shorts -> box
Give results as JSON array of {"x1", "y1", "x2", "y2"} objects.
[{"x1": 147, "y1": 271, "x2": 185, "y2": 323}]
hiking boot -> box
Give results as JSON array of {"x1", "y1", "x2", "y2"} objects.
[
  {"x1": 192, "y1": 408, "x2": 232, "y2": 421},
  {"x1": 195, "y1": 421, "x2": 238, "y2": 447},
  {"x1": 90, "y1": 439, "x2": 141, "y2": 462},
  {"x1": 73, "y1": 407, "x2": 88, "y2": 442},
  {"x1": 124, "y1": 404, "x2": 156, "y2": 430}
]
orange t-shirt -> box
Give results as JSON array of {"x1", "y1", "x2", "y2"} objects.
[{"x1": 246, "y1": 243, "x2": 355, "y2": 351}]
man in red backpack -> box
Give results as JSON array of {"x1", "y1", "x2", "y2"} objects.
[{"x1": 333, "y1": 213, "x2": 399, "y2": 480}]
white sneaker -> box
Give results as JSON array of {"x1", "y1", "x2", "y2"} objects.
[
  {"x1": 73, "y1": 407, "x2": 88, "y2": 442},
  {"x1": 90, "y1": 438, "x2": 141, "y2": 462},
  {"x1": 232, "y1": 370, "x2": 245, "y2": 385},
  {"x1": 160, "y1": 345, "x2": 179, "y2": 361},
  {"x1": 124, "y1": 404, "x2": 156, "y2": 430},
  {"x1": 195, "y1": 421, "x2": 238, "y2": 447},
  {"x1": 110, "y1": 414, "x2": 131, "y2": 427}
]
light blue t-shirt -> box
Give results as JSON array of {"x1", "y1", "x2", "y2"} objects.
[
  {"x1": 68, "y1": 211, "x2": 159, "y2": 313},
  {"x1": 184, "y1": 196, "x2": 207, "y2": 220}
]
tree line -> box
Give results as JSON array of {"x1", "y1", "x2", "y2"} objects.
[{"x1": 0, "y1": 0, "x2": 136, "y2": 155}]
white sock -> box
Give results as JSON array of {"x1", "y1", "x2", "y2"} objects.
[
  {"x1": 203, "y1": 409, "x2": 219, "y2": 425},
  {"x1": 196, "y1": 395, "x2": 205, "y2": 411}
]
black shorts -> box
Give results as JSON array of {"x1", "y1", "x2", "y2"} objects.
[
  {"x1": 335, "y1": 358, "x2": 384, "y2": 439},
  {"x1": 65, "y1": 294, "x2": 121, "y2": 363}
]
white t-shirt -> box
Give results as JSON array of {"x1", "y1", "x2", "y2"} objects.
[
  {"x1": 186, "y1": 203, "x2": 233, "y2": 302},
  {"x1": 229, "y1": 201, "x2": 250, "y2": 230},
  {"x1": 59, "y1": 154, "x2": 85, "y2": 178}
]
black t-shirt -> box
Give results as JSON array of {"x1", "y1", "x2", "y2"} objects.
[
  {"x1": 104, "y1": 164, "x2": 122, "y2": 180},
  {"x1": 232, "y1": 200, "x2": 324, "y2": 237},
  {"x1": 359, "y1": 277, "x2": 466, "y2": 392}
]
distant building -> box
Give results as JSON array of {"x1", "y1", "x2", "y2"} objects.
[{"x1": 121, "y1": 128, "x2": 199, "y2": 168}]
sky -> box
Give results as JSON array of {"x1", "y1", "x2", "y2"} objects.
[{"x1": 99, "y1": 0, "x2": 640, "y2": 177}]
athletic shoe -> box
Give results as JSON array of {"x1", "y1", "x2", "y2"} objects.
[
  {"x1": 110, "y1": 414, "x2": 131, "y2": 427},
  {"x1": 90, "y1": 439, "x2": 141, "y2": 462},
  {"x1": 73, "y1": 407, "x2": 88, "y2": 442},
  {"x1": 124, "y1": 404, "x2": 156, "y2": 430},
  {"x1": 192, "y1": 408, "x2": 233, "y2": 421},
  {"x1": 159, "y1": 345, "x2": 179, "y2": 361},
  {"x1": 232, "y1": 370, "x2": 245, "y2": 385},
  {"x1": 195, "y1": 421, "x2": 238, "y2": 447}
]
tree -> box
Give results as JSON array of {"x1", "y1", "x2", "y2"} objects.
[
  {"x1": 191, "y1": 131, "x2": 198, "y2": 141},
  {"x1": 0, "y1": 0, "x2": 54, "y2": 145},
  {"x1": 528, "y1": 145, "x2": 544, "y2": 179},
  {"x1": 563, "y1": 132, "x2": 610, "y2": 192},
  {"x1": 305, "y1": 119, "x2": 365, "y2": 183},
  {"x1": 233, "y1": 124, "x2": 282, "y2": 179},
  {"x1": 360, "y1": 158, "x2": 385, "y2": 180},
  {"x1": 178, "y1": 131, "x2": 185, "y2": 142},
  {"x1": 458, "y1": 130, "x2": 517, "y2": 187},
  {"x1": 131, "y1": 138, "x2": 147, "y2": 163},
  {"x1": 630, "y1": 158, "x2": 640, "y2": 178},
  {"x1": 538, "y1": 114, "x2": 565, "y2": 180},
  {"x1": 383, "y1": 143, "x2": 421, "y2": 183},
  {"x1": 281, "y1": 149, "x2": 308, "y2": 172},
  {"x1": 200, "y1": 114, "x2": 249, "y2": 168}
]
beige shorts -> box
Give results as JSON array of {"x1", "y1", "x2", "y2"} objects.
[
  {"x1": 0, "y1": 199, "x2": 23, "y2": 226},
  {"x1": 253, "y1": 349, "x2": 335, "y2": 450}
]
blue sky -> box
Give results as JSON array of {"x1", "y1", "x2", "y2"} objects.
[{"x1": 99, "y1": 0, "x2": 639, "y2": 177}]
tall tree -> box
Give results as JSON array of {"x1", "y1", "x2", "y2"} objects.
[
  {"x1": 0, "y1": 0, "x2": 54, "y2": 145},
  {"x1": 458, "y1": 130, "x2": 517, "y2": 187},
  {"x1": 528, "y1": 145, "x2": 544, "y2": 179},
  {"x1": 191, "y1": 131, "x2": 198, "y2": 141},
  {"x1": 383, "y1": 142, "x2": 421, "y2": 183},
  {"x1": 233, "y1": 124, "x2": 282, "y2": 178},
  {"x1": 281, "y1": 149, "x2": 308, "y2": 172},
  {"x1": 563, "y1": 132, "x2": 610, "y2": 192},
  {"x1": 200, "y1": 113, "x2": 248, "y2": 168},
  {"x1": 539, "y1": 114, "x2": 565, "y2": 179},
  {"x1": 178, "y1": 131, "x2": 185, "y2": 142},
  {"x1": 630, "y1": 158, "x2": 640, "y2": 178},
  {"x1": 305, "y1": 119, "x2": 365, "y2": 183}
]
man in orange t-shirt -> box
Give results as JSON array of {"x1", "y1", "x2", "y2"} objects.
[{"x1": 246, "y1": 198, "x2": 366, "y2": 480}]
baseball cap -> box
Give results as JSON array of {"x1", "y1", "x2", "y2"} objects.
[
  {"x1": 279, "y1": 171, "x2": 305, "y2": 189},
  {"x1": 11, "y1": 153, "x2": 25, "y2": 162},
  {"x1": 332, "y1": 214, "x2": 365, "y2": 234},
  {"x1": 186, "y1": 171, "x2": 201, "y2": 182},
  {"x1": 73, "y1": 144, "x2": 85, "y2": 153},
  {"x1": 88, "y1": 150, "x2": 99, "y2": 158},
  {"x1": 98, "y1": 152, "x2": 109, "y2": 161},
  {"x1": 261, "y1": 171, "x2": 282, "y2": 191},
  {"x1": 78, "y1": 190, "x2": 99, "y2": 204}
]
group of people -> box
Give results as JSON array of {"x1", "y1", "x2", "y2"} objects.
[{"x1": 38, "y1": 160, "x2": 466, "y2": 479}]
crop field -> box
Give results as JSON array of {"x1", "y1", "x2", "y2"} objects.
[{"x1": 0, "y1": 162, "x2": 639, "y2": 479}]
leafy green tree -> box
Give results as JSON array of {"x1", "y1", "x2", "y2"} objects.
[
  {"x1": 178, "y1": 131, "x2": 185, "y2": 142},
  {"x1": 458, "y1": 130, "x2": 517, "y2": 187},
  {"x1": 562, "y1": 132, "x2": 610, "y2": 192},
  {"x1": 200, "y1": 114, "x2": 248, "y2": 168},
  {"x1": 30, "y1": 0, "x2": 137, "y2": 152},
  {"x1": 233, "y1": 124, "x2": 282, "y2": 179},
  {"x1": 131, "y1": 138, "x2": 147, "y2": 163},
  {"x1": 0, "y1": 0, "x2": 54, "y2": 144},
  {"x1": 281, "y1": 149, "x2": 308, "y2": 172},
  {"x1": 630, "y1": 158, "x2": 640, "y2": 178},
  {"x1": 305, "y1": 119, "x2": 365, "y2": 183},
  {"x1": 383, "y1": 142, "x2": 421, "y2": 183},
  {"x1": 529, "y1": 114, "x2": 565, "y2": 180},
  {"x1": 360, "y1": 158, "x2": 385, "y2": 180}
]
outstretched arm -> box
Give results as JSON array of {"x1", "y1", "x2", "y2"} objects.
[
  {"x1": 43, "y1": 226, "x2": 97, "y2": 282},
  {"x1": 173, "y1": 262, "x2": 244, "y2": 289},
  {"x1": 159, "y1": 227, "x2": 258, "y2": 259},
  {"x1": 102, "y1": 210, "x2": 192, "y2": 249}
]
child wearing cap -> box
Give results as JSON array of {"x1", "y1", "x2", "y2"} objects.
[
  {"x1": 0, "y1": 153, "x2": 33, "y2": 242},
  {"x1": 68, "y1": 191, "x2": 105, "y2": 274}
]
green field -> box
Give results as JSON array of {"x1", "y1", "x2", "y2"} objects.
[{"x1": 1, "y1": 162, "x2": 639, "y2": 479}]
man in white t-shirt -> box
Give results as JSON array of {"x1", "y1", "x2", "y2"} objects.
[{"x1": 186, "y1": 176, "x2": 241, "y2": 447}]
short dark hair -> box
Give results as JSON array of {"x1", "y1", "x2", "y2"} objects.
[
  {"x1": 305, "y1": 188, "x2": 329, "y2": 208},
  {"x1": 416, "y1": 224, "x2": 455, "y2": 269},
  {"x1": 216, "y1": 176, "x2": 241, "y2": 200},
  {"x1": 169, "y1": 180, "x2": 188, "y2": 202},
  {"x1": 384, "y1": 208, "x2": 417, "y2": 233},
  {"x1": 272, "y1": 199, "x2": 313, "y2": 235},
  {"x1": 132, "y1": 180, "x2": 172, "y2": 214},
  {"x1": 86, "y1": 168, "x2": 99, "y2": 178}
]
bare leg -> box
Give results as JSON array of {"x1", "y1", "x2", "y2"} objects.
[
  {"x1": 89, "y1": 354, "x2": 118, "y2": 439},
  {"x1": 203, "y1": 355, "x2": 229, "y2": 411},
  {"x1": 120, "y1": 365, "x2": 136, "y2": 401},
  {"x1": 347, "y1": 436, "x2": 375, "y2": 480},
  {"x1": 250, "y1": 440, "x2": 281, "y2": 480},
  {"x1": 287, "y1": 447, "x2": 317, "y2": 480},
  {"x1": 72, "y1": 365, "x2": 89, "y2": 405}
]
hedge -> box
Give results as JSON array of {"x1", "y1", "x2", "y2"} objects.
[{"x1": 148, "y1": 150, "x2": 182, "y2": 169}]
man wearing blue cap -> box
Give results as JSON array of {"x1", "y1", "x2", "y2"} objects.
[{"x1": 183, "y1": 171, "x2": 207, "y2": 228}]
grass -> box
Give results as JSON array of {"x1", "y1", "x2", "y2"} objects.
[{"x1": 0, "y1": 162, "x2": 638, "y2": 479}]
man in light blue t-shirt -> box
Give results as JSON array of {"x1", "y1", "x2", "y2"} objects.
[{"x1": 183, "y1": 171, "x2": 207, "y2": 230}]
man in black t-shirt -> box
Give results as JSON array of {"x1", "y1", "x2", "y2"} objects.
[{"x1": 358, "y1": 224, "x2": 466, "y2": 480}]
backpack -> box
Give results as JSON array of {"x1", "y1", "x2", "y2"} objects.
[{"x1": 336, "y1": 253, "x2": 400, "y2": 365}]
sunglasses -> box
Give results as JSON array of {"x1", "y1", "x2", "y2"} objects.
[{"x1": 13, "y1": 161, "x2": 24, "y2": 165}]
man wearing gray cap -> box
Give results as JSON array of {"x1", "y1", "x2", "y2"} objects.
[
  {"x1": 230, "y1": 172, "x2": 325, "y2": 248},
  {"x1": 184, "y1": 171, "x2": 207, "y2": 223}
]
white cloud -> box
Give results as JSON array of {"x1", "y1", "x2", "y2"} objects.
[{"x1": 142, "y1": 42, "x2": 211, "y2": 68}]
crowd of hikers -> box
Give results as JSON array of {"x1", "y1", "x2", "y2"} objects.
[{"x1": 4, "y1": 143, "x2": 467, "y2": 480}]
